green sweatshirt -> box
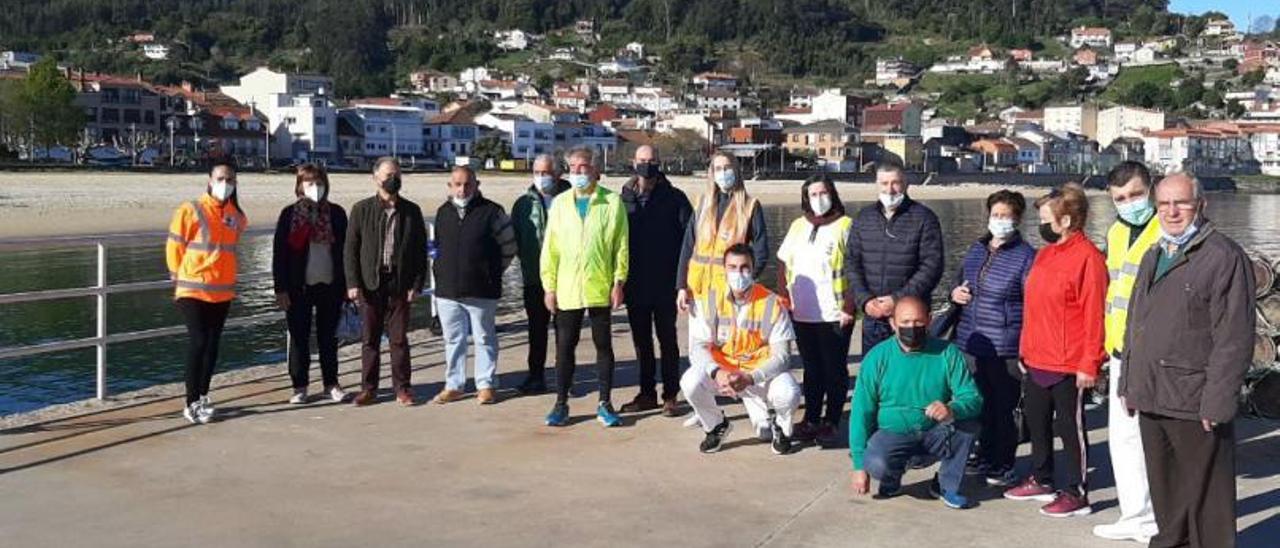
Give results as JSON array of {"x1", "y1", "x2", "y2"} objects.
[{"x1": 848, "y1": 338, "x2": 983, "y2": 470}]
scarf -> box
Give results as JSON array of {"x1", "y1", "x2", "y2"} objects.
[
  {"x1": 803, "y1": 210, "x2": 843, "y2": 242},
  {"x1": 288, "y1": 198, "x2": 334, "y2": 251}
]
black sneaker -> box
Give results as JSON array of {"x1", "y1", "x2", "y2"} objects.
[
  {"x1": 872, "y1": 483, "x2": 903, "y2": 500},
  {"x1": 770, "y1": 419, "x2": 792, "y2": 455},
  {"x1": 699, "y1": 417, "x2": 733, "y2": 453},
  {"x1": 928, "y1": 474, "x2": 942, "y2": 499},
  {"x1": 516, "y1": 377, "x2": 547, "y2": 395}
]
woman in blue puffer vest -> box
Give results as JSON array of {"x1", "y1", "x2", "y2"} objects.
[{"x1": 949, "y1": 189, "x2": 1036, "y2": 486}]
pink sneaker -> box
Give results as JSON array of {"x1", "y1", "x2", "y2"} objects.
[
  {"x1": 1003, "y1": 477, "x2": 1056, "y2": 502},
  {"x1": 1039, "y1": 490, "x2": 1092, "y2": 518}
]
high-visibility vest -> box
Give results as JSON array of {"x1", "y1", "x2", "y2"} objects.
[
  {"x1": 166, "y1": 194, "x2": 248, "y2": 303},
  {"x1": 705, "y1": 284, "x2": 783, "y2": 372},
  {"x1": 1104, "y1": 218, "x2": 1161, "y2": 354},
  {"x1": 686, "y1": 192, "x2": 759, "y2": 303},
  {"x1": 779, "y1": 216, "x2": 854, "y2": 316}
]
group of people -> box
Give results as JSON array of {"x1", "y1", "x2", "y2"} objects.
[{"x1": 165, "y1": 149, "x2": 1255, "y2": 547}]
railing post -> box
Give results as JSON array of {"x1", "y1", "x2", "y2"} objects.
[{"x1": 95, "y1": 241, "x2": 108, "y2": 400}]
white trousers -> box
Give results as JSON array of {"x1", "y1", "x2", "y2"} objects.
[
  {"x1": 680, "y1": 366, "x2": 800, "y2": 437},
  {"x1": 1107, "y1": 356, "x2": 1158, "y2": 535}
]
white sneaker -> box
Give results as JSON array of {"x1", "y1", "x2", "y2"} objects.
[
  {"x1": 328, "y1": 386, "x2": 347, "y2": 403},
  {"x1": 754, "y1": 422, "x2": 773, "y2": 441},
  {"x1": 1092, "y1": 521, "x2": 1154, "y2": 543},
  {"x1": 196, "y1": 395, "x2": 215, "y2": 423},
  {"x1": 683, "y1": 414, "x2": 702, "y2": 429},
  {"x1": 182, "y1": 402, "x2": 200, "y2": 424},
  {"x1": 289, "y1": 389, "x2": 307, "y2": 405}
]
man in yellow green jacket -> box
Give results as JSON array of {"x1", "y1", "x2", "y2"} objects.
[{"x1": 541, "y1": 145, "x2": 630, "y2": 427}]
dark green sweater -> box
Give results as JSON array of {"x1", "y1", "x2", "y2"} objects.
[{"x1": 849, "y1": 338, "x2": 983, "y2": 470}]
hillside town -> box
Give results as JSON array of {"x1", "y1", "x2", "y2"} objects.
[{"x1": 2, "y1": 16, "x2": 1279, "y2": 177}]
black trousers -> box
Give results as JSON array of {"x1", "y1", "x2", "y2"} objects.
[
  {"x1": 286, "y1": 283, "x2": 342, "y2": 390},
  {"x1": 626, "y1": 297, "x2": 680, "y2": 400},
  {"x1": 554, "y1": 307, "x2": 615, "y2": 404},
  {"x1": 1140, "y1": 413, "x2": 1236, "y2": 548},
  {"x1": 972, "y1": 355, "x2": 1023, "y2": 472},
  {"x1": 1023, "y1": 375, "x2": 1089, "y2": 494},
  {"x1": 177, "y1": 298, "x2": 231, "y2": 405},
  {"x1": 360, "y1": 276, "x2": 412, "y2": 393},
  {"x1": 794, "y1": 321, "x2": 853, "y2": 426},
  {"x1": 522, "y1": 286, "x2": 552, "y2": 381}
]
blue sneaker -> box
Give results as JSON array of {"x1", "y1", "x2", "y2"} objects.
[
  {"x1": 545, "y1": 402, "x2": 569, "y2": 427},
  {"x1": 941, "y1": 490, "x2": 973, "y2": 510},
  {"x1": 596, "y1": 401, "x2": 622, "y2": 427}
]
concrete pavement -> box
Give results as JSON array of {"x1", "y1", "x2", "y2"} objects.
[{"x1": 3, "y1": 311, "x2": 1278, "y2": 547}]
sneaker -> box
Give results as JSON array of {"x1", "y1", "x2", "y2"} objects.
[
  {"x1": 792, "y1": 421, "x2": 821, "y2": 442},
  {"x1": 396, "y1": 390, "x2": 417, "y2": 407},
  {"x1": 619, "y1": 393, "x2": 659, "y2": 413},
  {"x1": 770, "y1": 419, "x2": 792, "y2": 455},
  {"x1": 966, "y1": 454, "x2": 987, "y2": 475},
  {"x1": 182, "y1": 402, "x2": 200, "y2": 424},
  {"x1": 596, "y1": 401, "x2": 623, "y2": 427},
  {"x1": 1092, "y1": 521, "x2": 1155, "y2": 542},
  {"x1": 327, "y1": 385, "x2": 347, "y2": 403},
  {"x1": 1040, "y1": 490, "x2": 1092, "y2": 518},
  {"x1": 196, "y1": 395, "x2": 215, "y2": 423},
  {"x1": 872, "y1": 483, "x2": 903, "y2": 500},
  {"x1": 289, "y1": 388, "x2": 307, "y2": 405},
  {"x1": 940, "y1": 490, "x2": 974, "y2": 510},
  {"x1": 515, "y1": 377, "x2": 547, "y2": 395},
  {"x1": 1003, "y1": 477, "x2": 1056, "y2": 502},
  {"x1": 352, "y1": 390, "x2": 377, "y2": 406},
  {"x1": 928, "y1": 475, "x2": 942, "y2": 499},
  {"x1": 699, "y1": 417, "x2": 733, "y2": 453},
  {"x1": 432, "y1": 389, "x2": 464, "y2": 405},
  {"x1": 985, "y1": 468, "x2": 1020, "y2": 487},
  {"x1": 682, "y1": 414, "x2": 702, "y2": 429},
  {"x1": 815, "y1": 423, "x2": 843, "y2": 448},
  {"x1": 545, "y1": 402, "x2": 570, "y2": 427}
]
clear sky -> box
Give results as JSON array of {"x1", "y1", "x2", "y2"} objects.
[{"x1": 1170, "y1": 0, "x2": 1273, "y2": 30}]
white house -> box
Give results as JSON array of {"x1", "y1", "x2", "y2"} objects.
[
  {"x1": 1070, "y1": 27, "x2": 1113, "y2": 49},
  {"x1": 459, "y1": 67, "x2": 493, "y2": 85},
  {"x1": 476, "y1": 112, "x2": 554, "y2": 160},
  {"x1": 597, "y1": 79, "x2": 631, "y2": 103},
  {"x1": 598, "y1": 57, "x2": 641, "y2": 74},
  {"x1": 1044, "y1": 104, "x2": 1099, "y2": 140},
  {"x1": 1114, "y1": 43, "x2": 1138, "y2": 60},
  {"x1": 696, "y1": 90, "x2": 741, "y2": 111},
  {"x1": 1142, "y1": 125, "x2": 1253, "y2": 175},
  {"x1": 220, "y1": 67, "x2": 338, "y2": 162},
  {"x1": 0, "y1": 51, "x2": 40, "y2": 70},
  {"x1": 549, "y1": 47, "x2": 575, "y2": 61},
  {"x1": 1243, "y1": 124, "x2": 1280, "y2": 175},
  {"x1": 625, "y1": 42, "x2": 645, "y2": 58},
  {"x1": 409, "y1": 69, "x2": 458, "y2": 93},
  {"x1": 1204, "y1": 19, "x2": 1236, "y2": 37},
  {"x1": 338, "y1": 102, "x2": 427, "y2": 159},
  {"x1": 495, "y1": 30, "x2": 532, "y2": 51},
  {"x1": 874, "y1": 57, "x2": 917, "y2": 86},
  {"x1": 692, "y1": 72, "x2": 737, "y2": 91},
  {"x1": 142, "y1": 44, "x2": 170, "y2": 60},
  {"x1": 424, "y1": 109, "x2": 478, "y2": 165},
  {"x1": 1097, "y1": 106, "x2": 1165, "y2": 148}
]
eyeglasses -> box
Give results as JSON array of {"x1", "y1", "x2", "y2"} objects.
[{"x1": 1155, "y1": 199, "x2": 1197, "y2": 211}]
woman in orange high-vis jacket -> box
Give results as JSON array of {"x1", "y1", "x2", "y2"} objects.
[
  {"x1": 166, "y1": 159, "x2": 248, "y2": 424},
  {"x1": 1004, "y1": 183, "x2": 1108, "y2": 519}
]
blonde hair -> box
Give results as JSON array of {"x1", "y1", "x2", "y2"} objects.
[{"x1": 697, "y1": 150, "x2": 752, "y2": 243}]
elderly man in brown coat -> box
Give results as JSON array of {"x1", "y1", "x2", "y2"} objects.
[{"x1": 1118, "y1": 173, "x2": 1255, "y2": 548}]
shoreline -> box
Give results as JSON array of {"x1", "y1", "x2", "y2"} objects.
[{"x1": 0, "y1": 171, "x2": 1065, "y2": 239}]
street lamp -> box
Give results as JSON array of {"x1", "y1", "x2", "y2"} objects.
[{"x1": 167, "y1": 116, "x2": 176, "y2": 167}]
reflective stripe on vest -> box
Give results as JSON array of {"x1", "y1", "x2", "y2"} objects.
[
  {"x1": 687, "y1": 194, "x2": 757, "y2": 302},
  {"x1": 707, "y1": 285, "x2": 778, "y2": 372},
  {"x1": 1104, "y1": 218, "x2": 1162, "y2": 353},
  {"x1": 172, "y1": 198, "x2": 245, "y2": 302},
  {"x1": 781, "y1": 216, "x2": 853, "y2": 315}
]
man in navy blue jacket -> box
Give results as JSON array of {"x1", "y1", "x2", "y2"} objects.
[{"x1": 848, "y1": 163, "x2": 944, "y2": 353}]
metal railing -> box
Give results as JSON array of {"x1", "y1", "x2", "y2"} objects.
[{"x1": 0, "y1": 228, "x2": 284, "y2": 401}]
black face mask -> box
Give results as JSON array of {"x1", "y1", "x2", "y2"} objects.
[
  {"x1": 380, "y1": 175, "x2": 402, "y2": 194},
  {"x1": 1038, "y1": 222, "x2": 1061, "y2": 244},
  {"x1": 897, "y1": 325, "x2": 927, "y2": 350},
  {"x1": 635, "y1": 163, "x2": 659, "y2": 179}
]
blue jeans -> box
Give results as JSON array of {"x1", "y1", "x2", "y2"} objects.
[
  {"x1": 861, "y1": 316, "x2": 894, "y2": 356},
  {"x1": 436, "y1": 297, "x2": 499, "y2": 391},
  {"x1": 863, "y1": 420, "x2": 978, "y2": 494}
]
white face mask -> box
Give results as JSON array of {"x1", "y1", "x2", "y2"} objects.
[
  {"x1": 534, "y1": 174, "x2": 556, "y2": 193},
  {"x1": 450, "y1": 194, "x2": 472, "y2": 208},
  {"x1": 809, "y1": 194, "x2": 832, "y2": 216},
  {"x1": 879, "y1": 192, "x2": 904, "y2": 210},
  {"x1": 988, "y1": 217, "x2": 1016, "y2": 239},
  {"x1": 714, "y1": 169, "x2": 736, "y2": 192},
  {"x1": 210, "y1": 181, "x2": 233, "y2": 202},
  {"x1": 726, "y1": 270, "x2": 753, "y2": 294},
  {"x1": 304, "y1": 184, "x2": 324, "y2": 202}
]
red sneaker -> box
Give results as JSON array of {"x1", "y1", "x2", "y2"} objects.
[
  {"x1": 1040, "y1": 490, "x2": 1092, "y2": 518},
  {"x1": 1003, "y1": 477, "x2": 1056, "y2": 502}
]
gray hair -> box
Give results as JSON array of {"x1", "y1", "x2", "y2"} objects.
[
  {"x1": 372, "y1": 156, "x2": 400, "y2": 174},
  {"x1": 1156, "y1": 172, "x2": 1203, "y2": 200},
  {"x1": 875, "y1": 162, "x2": 906, "y2": 180},
  {"x1": 532, "y1": 153, "x2": 558, "y2": 172},
  {"x1": 450, "y1": 165, "x2": 477, "y2": 183},
  {"x1": 565, "y1": 145, "x2": 599, "y2": 168}
]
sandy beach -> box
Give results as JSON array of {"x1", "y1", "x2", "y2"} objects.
[{"x1": 0, "y1": 171, "x2": 1053, "y2": 239}]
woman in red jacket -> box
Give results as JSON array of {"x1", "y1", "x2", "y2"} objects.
[{"x1": 1003, "y1": 183, "x2": 1108, "y2": 518}]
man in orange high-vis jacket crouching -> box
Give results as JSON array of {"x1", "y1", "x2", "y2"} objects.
[
  {"x1": 680, "y1": 243, "x2": 799, "y2": 456},
  {"x1": 166, "y1": 159, "x2": 248, "y2": 425}
]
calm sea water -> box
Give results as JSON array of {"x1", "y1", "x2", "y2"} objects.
[{"x1": 3, "y1": 192, "x2": 1278, "y2": 415}]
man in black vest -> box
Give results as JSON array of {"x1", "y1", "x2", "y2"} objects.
[
  {"x1": 431, "y1": 166, "x2": 517, "y2": 406},
  {"x1": 618, "y1": 145, "x2": 693, "y2": 416}
]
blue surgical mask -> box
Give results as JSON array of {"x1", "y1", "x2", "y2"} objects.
[
  {"x1": 570, "y1": 173, "x2": 591, "y2": 190},
  {"x1": 534, "y1": 174, "x2": 556, "y2": 193},
  {"x1": 726, "y1": 270, "x2": 753, "y2": 293},
  {"x1": 1160, "y1": 216, "x2": 1200, "y2": 247},
  {"x1": 714, "y1": 169, "x2": 736, "y2": 192},
  {"x1": 988, "y1": 218, "x2": 1016, "y2": 239},
  {"x1": 1115, "y1": 196, "x2": 1155, "y2": 226}
]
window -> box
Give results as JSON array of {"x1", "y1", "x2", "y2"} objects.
[
  {"x1": 101, "y1": 108, "x2": 120, "y2": 123},
  {"x1": 122, "y1": 89, "x2": 141, "y2": 104},
  {"x1": 144, "y1": 111, "x2": 155, "y2": 125},
  {"x1": 316, "y1": 135, "x2": 331, "y2": 147},
  {"x1": 314, "y1": 116, "x2": 327, "y2": 126},
  {"x1": 102, "y1": 89, "x2": 120, "y2": 104},
  {"x1": 85, "y1": 107, "x2": 98, "y2": 121},
  {"x1": 284, "y1": 116, "x2": 297, "y2": 125},
  {"x1": 313, "y1": 100, "x2": 325, "y2": 108}
]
